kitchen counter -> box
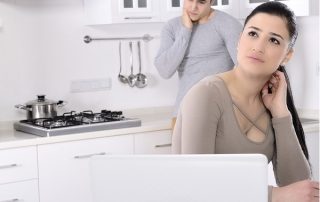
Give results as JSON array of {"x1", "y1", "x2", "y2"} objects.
[
  {"x1": 0, "y1": 107, "x2": 173, "y2": 150},
  {"x1": 0, "y1": 106, "x2": 318, "y2": 150}
]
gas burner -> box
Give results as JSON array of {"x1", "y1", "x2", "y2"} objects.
[{"x1": 14, "y1": 109, "x2": 141, "y2": 137}]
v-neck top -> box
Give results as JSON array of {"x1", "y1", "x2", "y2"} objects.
[{"x1": 172, "y1": 75, "x2": 311, "y2": 201}]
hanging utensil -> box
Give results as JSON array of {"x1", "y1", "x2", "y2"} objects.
[
  {"x1": 135, "y1": 41, "x2": 147, "y2": 88},
  {"x1": 118, "y1": 41, "x2": 128, "y2": 84},
  {"x1": 127, "y1": 41, "x2": 137, "y2": 87}
]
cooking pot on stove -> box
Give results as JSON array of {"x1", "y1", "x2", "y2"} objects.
[{"x1": 15, "y1": 95, "x2": 66, "y2": 120}]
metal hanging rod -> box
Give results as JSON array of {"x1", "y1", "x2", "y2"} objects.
[{"x1": 83, "y1": 34, "x2": 154, "y2": 43}]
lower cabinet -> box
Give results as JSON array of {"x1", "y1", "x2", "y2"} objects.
[
  {"x1": 37, "y1": 135, "x2": 134, "y2": 202},
  {"x1": 0, "y1": 146, "x2": 39, "y2": 202},
  {"x1": 0, "y1": 180, "x2": 39, "y2": 202},
  {"x1": 134, "y1": 130, "x2": 172, "y2": 154}
]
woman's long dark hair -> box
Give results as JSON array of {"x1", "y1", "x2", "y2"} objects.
[{"x1": 244, "y1": 2, "x2": 309, "y2": 160}]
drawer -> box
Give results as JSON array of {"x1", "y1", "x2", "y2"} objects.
[
  {"x1": 0, "y1": 180, "x2": 39, "y2": 202},
  {"x1": 134, "y1": 130, "x2": 172, "y2": 154},
  {"x1": 0, "y1": 146, "x2": 38, "y2": 184}
]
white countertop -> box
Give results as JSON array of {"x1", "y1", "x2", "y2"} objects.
[{"x1": 0, "y1": 106, "x2": 318, "y2": 150}]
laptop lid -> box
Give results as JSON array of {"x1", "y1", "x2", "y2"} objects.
[{"x1": 90, "y1": 154, "x2": 268, "y2": 202}]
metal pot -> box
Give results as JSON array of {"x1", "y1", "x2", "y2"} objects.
[{"x1": 15, "y1": 95, "x2": 66, "y2": 120}]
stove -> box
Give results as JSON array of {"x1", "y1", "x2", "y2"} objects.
[{"x1": 14, "y1": 110, "x2": 141, "y2": 137}]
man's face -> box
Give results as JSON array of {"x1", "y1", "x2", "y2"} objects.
[{"x1": 183, "y1": 0, "x2": 213, "y2": 22}]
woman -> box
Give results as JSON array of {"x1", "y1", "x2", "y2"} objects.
[
  {"x1": 172, "y1": 2, "x2": 319, "y2": 202},
  {"x1": 154, "y1": 0, "x2": 242, "y2": 128}
]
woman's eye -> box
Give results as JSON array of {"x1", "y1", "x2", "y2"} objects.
[
  {"x1": 270, "y1": 38, "x2": 280, "y2": 45},
  {"x1": 248, "y1": 31, "x2": 258, "y2": 37}
]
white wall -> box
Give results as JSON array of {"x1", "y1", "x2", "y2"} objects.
[{"x1": 0, "y1": 0, "x2": 318, "y2": 121}]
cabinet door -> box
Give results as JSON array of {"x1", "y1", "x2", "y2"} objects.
[
  {"x1": 0, "y1": 180, "x2": 39, "y2": 202},
  {"x1": 38, "y1": 135, "x2": 134, "y2": 202},
  {"x1": 212, "y1": 0, "x2": 239, "y2": 18},
  {"x1": 0, "y1": 146, "x2": 38, "y2": 184},
  {"x1": 239, "y1": 0, "x2": 310, "y2": 19},
  {"x1": 161, "y1": 0, "x2": 240, "y2": 21},
  {"x1": 134, "y1": 130, "x2": 172, "y2": 154},
  {"x1": 84, "y1": 0, "x2": 161, "y2": 24},
  {"x1": 161, "y1": 0, "x2": 183, "y2": 21},
  {"x1": 114, "y1": 0, "x2": 161, "y2": 23}
]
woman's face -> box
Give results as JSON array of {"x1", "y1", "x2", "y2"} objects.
[
  {"x1": 183, "y1": 0, "x2": 212, "y2": 22},
  {"x1": 237, "y1": 13, "x2": 293, "y2": 77}
]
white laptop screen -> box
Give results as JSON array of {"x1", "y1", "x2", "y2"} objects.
[{"x1": 90, "y1": 154, "x2": 268, "y2": 202}]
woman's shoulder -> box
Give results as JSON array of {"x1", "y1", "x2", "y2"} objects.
[{"x1": 189, "y1": 75, "x2": 227, "y2": 98}]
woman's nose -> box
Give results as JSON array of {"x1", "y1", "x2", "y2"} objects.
[{"x1": 252, "y1": 40, "x2": 266, "y2": 53}]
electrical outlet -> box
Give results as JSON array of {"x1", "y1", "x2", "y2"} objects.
[{"x1": 70, "y1": 78, "x2": 112, "y2": 93}]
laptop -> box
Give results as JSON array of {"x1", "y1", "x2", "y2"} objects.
[{"x1": 89, "y1": 154, "x2": 268, "y2": 202}]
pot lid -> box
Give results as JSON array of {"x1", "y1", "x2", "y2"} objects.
[{"x1": 25, "y1": 95, "x2": 59, "y2": 106}]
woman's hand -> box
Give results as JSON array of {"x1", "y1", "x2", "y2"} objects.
[
  {"x1": 182, "y1": 8, "x2": 193, "y2": 29},
  {"x1": 261, "y1": 70, "x2": 290, "y2": 118},
  {"x1": 272, "y1": 180, "x2": 319, "y2": 202}
]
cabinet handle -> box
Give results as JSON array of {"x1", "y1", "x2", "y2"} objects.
[
  {"x1": 74, "y1": 152, "x2": 107, "y2": 159},
  {"x1": 124, "y1": 16, "x2": 152, "y2": 20},
  {"x1": 154, "y1": 143, "x2": 172, "y2": 148},
  {"x1": 0, "y1": 164, "x2": 18, "y2": 169},
  {"x1": 0, "y1": 199, "x2": 20, "y2": 202}
]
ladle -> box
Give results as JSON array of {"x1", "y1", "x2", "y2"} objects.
[
  {"x1": 127, "y1": 41, "x2": 137, "y2": 87},
  {"x1": 118, "y1": 41, "x2": 128, "y2": 84},
  {"x1": 135, "y1": 41, "x2": 147, "y2": 88}
]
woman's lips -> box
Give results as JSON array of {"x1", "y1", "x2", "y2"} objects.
[{"x1": 247, "y1": 56, "x2": 265, "y2": 63}]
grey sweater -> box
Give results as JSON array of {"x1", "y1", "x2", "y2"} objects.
[
  {"x1": 172, "y1": 75, "x2": 311, "y2": 202},
  {"x1": 154, "y1": 10, "x2": 242, "y2": 116}
]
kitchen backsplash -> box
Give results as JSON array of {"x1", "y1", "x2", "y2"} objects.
[{"x1": 0, "y1": 0, "x2": 318, "y2": 121}]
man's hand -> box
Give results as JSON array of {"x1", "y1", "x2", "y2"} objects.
[{"x1": 182, "y1": 8, "x2": 193, "y2": 30}]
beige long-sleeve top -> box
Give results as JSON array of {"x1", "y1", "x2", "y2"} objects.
[{"x1": 172, "y1": 75, "x2": 311, "y2": 201}]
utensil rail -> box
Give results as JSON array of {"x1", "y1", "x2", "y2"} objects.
[{"x1": 84, "y1": 34, "x2": 154, "y2": 43}]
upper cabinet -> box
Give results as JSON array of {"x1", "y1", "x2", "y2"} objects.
[
  {"x1": 211, "y1": 0, "x2": 239, "y2": 17},
  {"x1": 84, "y1": 0, "x2": 161, "y2": 24},
  {"x1": 239, "y1": 0, "x2": 310, "y2": 19},
  {"x1": 161, "y1": 0, "x2": 238, "y2": 21},
  {"x1": 84, "y1": 0, "x2": 311, "y2": 25},
  {"x1": 161, "y1": 0, "x2": 184, "y2": 21}
]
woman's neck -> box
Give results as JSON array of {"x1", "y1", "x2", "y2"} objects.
[{"x1": 223, "y1": 68, "x2": 269, "y2": 105}]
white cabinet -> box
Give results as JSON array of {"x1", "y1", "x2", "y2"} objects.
[
  {"x1": 0, "y1": 146, "x2": 39, "y2": 202},
  {"x1": 38, "y1": 135, "x2": 134, "y2": 202},
  {"x1": 0, "y1": 146, "x2": 38, "y2": 184},
  {"x1": 160, "y1": 0, "x2": 239, "y2": 21},
  {"x1": 239, "y1": 0, "x2": 310, "y2": 19},
  {"x1": 211, "y1": 0, "x2": 239, "y2": 17},
  {"x1": 161, "y1": 0, "x2": 184, "y2": 21},
  {"x1": 84, "y1": 0, "x2": 311, "y2": 24},
  {"x1": 134, "y1": 130, "x2": 172, "y2": 154},
  {"x1": 0, "y1": 180, "x2": 39, "y2": 202},
  {"x1": 84, "y1": 0, "x2": 161, "y2": 25}
]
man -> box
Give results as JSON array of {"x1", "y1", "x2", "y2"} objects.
[{"x1": 154, "y1": 0, "x2": 242, "y2": 127}]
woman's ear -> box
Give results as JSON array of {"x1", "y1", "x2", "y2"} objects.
[{"x1": 281, "y1": 48, "x2": 294, "y2": 66}]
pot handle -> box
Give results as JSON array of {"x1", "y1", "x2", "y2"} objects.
[
  {"x1": 57, "y1": 100, "x2": 67, "y2": 107},
  {"x1": 14, "y1": 104, "x2": 32, "y2": 111}
]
